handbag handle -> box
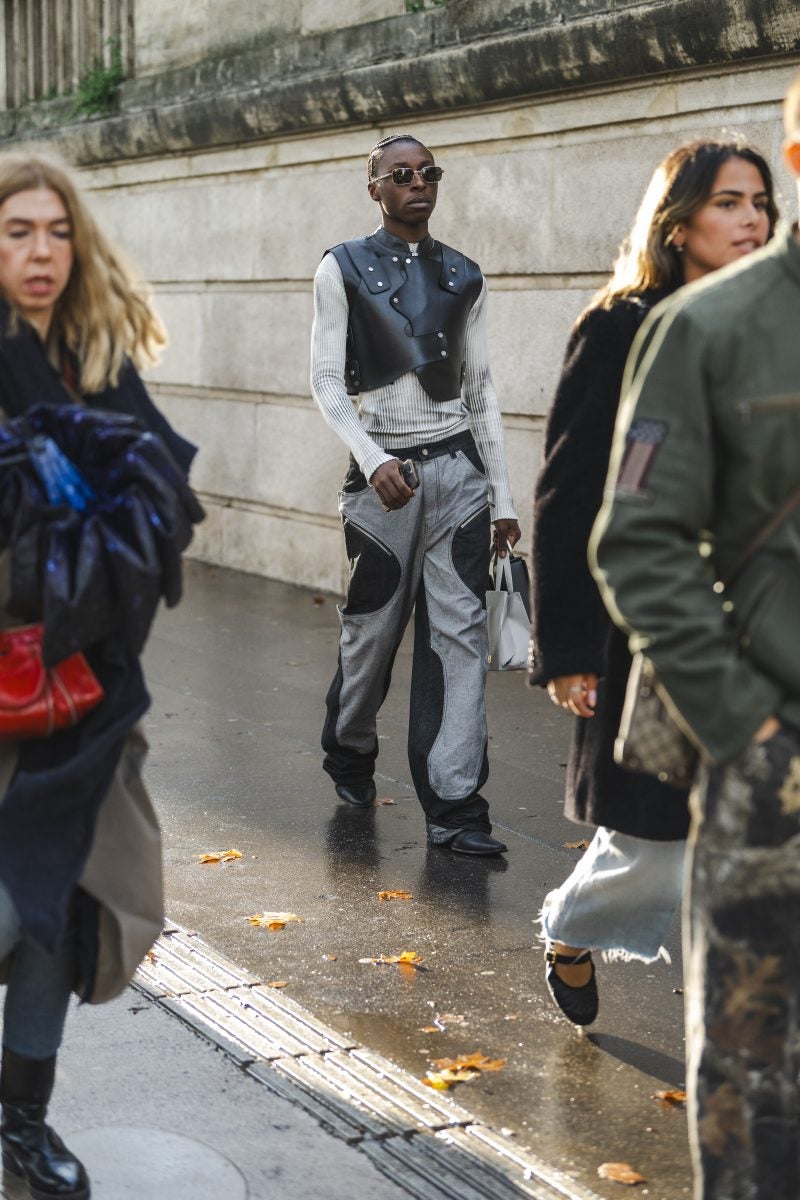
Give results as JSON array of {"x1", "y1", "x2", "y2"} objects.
[{"x1": 494, "y1": 552, "x2": 514, "y2": 592}]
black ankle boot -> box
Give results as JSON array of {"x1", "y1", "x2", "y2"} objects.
[{"x1": 0, "y1": 1047, "x2": 90, "y2": 1199}]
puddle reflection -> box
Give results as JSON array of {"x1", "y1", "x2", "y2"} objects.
[{"x1": 324, "y1": 803, "x2": 379, "y2": 873}]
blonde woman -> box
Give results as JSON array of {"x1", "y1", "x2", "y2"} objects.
[
  {"x1": 529, "y1": 139, "x2": 777, "y2": 1025},
  {"x1": 0, "y1": 154, "x2": 199, "y2": 1198}
]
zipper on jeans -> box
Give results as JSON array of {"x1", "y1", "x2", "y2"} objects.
[
  {"x1": 737, "y1": 395, "x2": 800, "y2": 423},
  {"x1": 459, "y1": 504, "x2": 490, "y2": 530}
]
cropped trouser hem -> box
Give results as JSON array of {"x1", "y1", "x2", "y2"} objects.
[{"x1": 540, "y1": 826, "x2": 686, "y2": 963}]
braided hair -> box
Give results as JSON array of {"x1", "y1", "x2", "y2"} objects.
[{"x1": 367, "y1": 134, "x2": 426, "y2": 180}]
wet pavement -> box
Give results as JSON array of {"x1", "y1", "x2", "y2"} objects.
[{"x1": 142, "y1": 561, "x2": 692, "y2": 1200}]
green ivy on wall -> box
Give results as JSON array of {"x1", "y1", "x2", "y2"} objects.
[{"x1": 73, "y1": 36, "x2": 124, "y2": 117}]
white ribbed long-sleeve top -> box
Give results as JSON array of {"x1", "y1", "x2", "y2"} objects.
[{"x1": 310, "y1": 244, "x2": 517, "y2": 520}]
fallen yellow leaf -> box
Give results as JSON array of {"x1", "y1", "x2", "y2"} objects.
[
  {"x1": 266, "y1": 980, "x2": 288, "y2": 989},
  {"x1": 653, "y1": 1089, "x2": 687, "y2": 1107},
  {"x1": 420, "y1": 1025, "x2": 441, "y2": 1034},
  {"x1": 597, "y1": 1162, "x2": 647, "y2": 1185},
  {"x1": 563, "y1": 839, "x2": 590, "y2": 851},
  {"x1": 144, "y1": 950, "x2": 157, "y2": 964},
  {"x1": 423, "y1": 1074, "x2": 451, "y2": 1091},
  {"x1": 438, "y1": 1067, "x2": 480, "y2": 1082},
  {"x1": 322, "y1": 953, "x2": 337, "y2": 961},
  {"x1": 198, "y1": 848, "x2": 243, "y2": 864},
  {"x1": 431, "y1": 1052, "x2": 506, "y2": 1072},
  {"x1": 424, "y1": 1067, "x2": 479, "y2": 1089},
  {"x1": 359, "y1": 950, "x2": 423, "y2": 966},
  {"x1": 375, "y1": 797, "x2": 396, "y2": 806},
  {"x1": 377, "y1": 889, "x2": 413, "y2": 902},
  {"x1": 247, "y1": 912, "x2": 304, "y2": 931}
]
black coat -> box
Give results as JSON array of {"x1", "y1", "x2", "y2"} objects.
[
  {"x1": 530, "y1": 294, "x2": 690, "y2": 841},
  {"x1": 0, "y1": 313, "x2": 200, "y2": 953}
]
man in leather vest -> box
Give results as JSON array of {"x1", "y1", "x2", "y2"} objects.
[{"x1": 311, "y1": 133, "x2": 519, "y2": 855}]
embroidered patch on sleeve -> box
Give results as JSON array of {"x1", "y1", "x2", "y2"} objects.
[{"x1": 615, "y1": 418, "x2": 668, "y2": 502}]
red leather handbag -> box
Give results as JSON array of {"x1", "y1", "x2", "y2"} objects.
[{"x1": 0, "y1": 624, "x2": 104, "y2": 741}]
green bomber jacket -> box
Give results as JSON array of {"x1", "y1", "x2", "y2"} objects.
[{"x1": 590, "y1": 225, "x2": 800, "y2": 764}]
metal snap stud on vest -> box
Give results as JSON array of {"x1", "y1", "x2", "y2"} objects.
[
  {"x1": 450, "y1": 266, "x2": 457, "y2": 273},
  {"x1": 405, "y1": 258, "x2": 412, "y2": 264},
  {"x1": 392, "y1": 256, "x2": 398, "y2": 262},
  {"x1": 440, "y1": 351, "x2": 447, "y2": 357},
  {"x1": 377, "y1": 281, "x2": 384, "y2": 286},
  {"x1": 368, "y1": 266, "x2": 374, "y2": 271},
  {"x1": 437, "y1": 332, "x2": 444, "y2": 338},
  {"x1": 421, "y1": 448, "x2": 429, "y2": 456},
  {"x1": 448, "y1": 281, "x2": 454, "y2": 286},
  {"x1": 392, "y1": 297, "x2": 399, "y2": 303}
]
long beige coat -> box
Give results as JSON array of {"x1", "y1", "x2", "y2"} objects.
[{"x1": 0, "y1": 725, "x2": 164, "y2": 1004}]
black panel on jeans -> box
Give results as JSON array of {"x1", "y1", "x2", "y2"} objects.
[
  {"x1": 341, "y1": 522, "x2": 401, "y2": 614},
  {"x1": 451, "y1": 506, "x2": 492, "y2": 604}
]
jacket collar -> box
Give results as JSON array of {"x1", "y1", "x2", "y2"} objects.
[{"x1": 370, "y1": 227, "x2": 437, "y2": 258}]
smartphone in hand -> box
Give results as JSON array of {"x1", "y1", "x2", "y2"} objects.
[{"x1": 399, "y1": 459, "x2": 420, "y2": 490}]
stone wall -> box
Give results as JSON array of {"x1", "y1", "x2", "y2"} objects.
[
  {"x1": 1, "y1": 2, "x2": 799, "y2": 592},
  {"x1": 134, "y1": 0, "x2": 403, "y2": 75}
]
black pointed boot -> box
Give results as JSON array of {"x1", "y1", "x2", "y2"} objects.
[{"x1": 0, "y1": 1047, "x2": 90, "y2": 1199}]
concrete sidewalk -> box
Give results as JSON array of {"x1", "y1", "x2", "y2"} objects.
[
  {"x1": 131, "y1": 561, "x2": 689, "y2": 1200},
  {"x1": 0, "y1": 918, "x2": 605, "y2": 1200},
  {"x1": 2, "y1": 559, "x2": 692, "y2": 1200},
  {"x1": 0, "y1": 979, "x2": 411, "y2": 1200}
]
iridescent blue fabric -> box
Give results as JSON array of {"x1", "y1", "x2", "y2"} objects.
[
  {"x1": 28, "y1": 435, "x2": 97, "y2": 512},
  {"x1": 0, "y1": 403, "x2": 204, "y2": 665}
]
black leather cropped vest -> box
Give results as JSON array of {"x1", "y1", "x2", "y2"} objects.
[{"x1": 327, "y1": 228, "x2": 484, "y2": 403}]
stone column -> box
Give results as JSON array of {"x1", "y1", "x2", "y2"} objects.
[{"x1": 0, "y1": 4, "x2": 7, "y2": 111}]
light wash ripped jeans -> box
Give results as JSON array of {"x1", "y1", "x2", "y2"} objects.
[
  {"x1": 541, "y1": 826, "x2": 687, "y2": 963},
  {"x1": 0, "y1": 880, "x2": 76, "y2": 1059}
]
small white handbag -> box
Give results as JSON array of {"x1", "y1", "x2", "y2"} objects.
[{"x1": 486, "y1": 553, "x2": 530, "y2": 671}]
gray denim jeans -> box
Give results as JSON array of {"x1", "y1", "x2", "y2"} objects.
[
  {"x1": 322, "y1": 433, "x2": 493, "y2": 833},
  {"x1": 0, "y1": 881, "x2": 76, "y2": 1060}
]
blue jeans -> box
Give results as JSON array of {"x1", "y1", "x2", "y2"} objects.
[{"x1": 0, "y1": 882, "x2": 76, "y2": 1060}]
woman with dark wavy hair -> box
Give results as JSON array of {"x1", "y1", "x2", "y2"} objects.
[{"x1": 529, "y1": 137, "x2": 778, "y2": 1026}]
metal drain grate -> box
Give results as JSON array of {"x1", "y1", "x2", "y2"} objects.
[{"x1": 135, "y1": 923, "x2": 605, "y2": 1200}]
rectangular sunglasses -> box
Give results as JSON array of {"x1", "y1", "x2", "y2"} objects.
[{"x1": 373, "y1": 165, "x2": 444, "y2": 185}]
